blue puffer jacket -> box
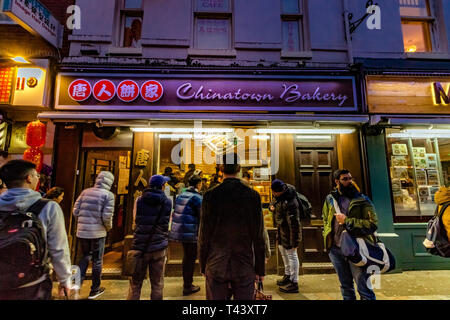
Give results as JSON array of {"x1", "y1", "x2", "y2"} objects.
[
  {"x1": 131, "y1": 188, "x2": 172, "y2": 253},
  {"x1": 169, "y1": 187, "x2": 202, "y2": 243}
]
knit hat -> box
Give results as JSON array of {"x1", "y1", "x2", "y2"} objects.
[
  {"x1": 271, "y1": 179, "x2": 286, "y2": 192},
  {"x1": 149, "y1": 175, "x2": 170, "y2": 188}
]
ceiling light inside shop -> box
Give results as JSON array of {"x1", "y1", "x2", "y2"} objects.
[
  {"x1": 389, "y1": 131, "x2": 450, "y2": 139},
  {"x1": 131, "y1": 128, "x2": 234, "y2": 133},
  {"x1": 159, "y1": 134, "x2": 193, "y2": 139},
  {"x1": 252, "y1": 135, "x2": 271, "y2": 140},
  {"x1": 296, "y1": 135, "x2": 332, "y2": 140},
  {"x1": 256, "y1": 128, "x2": 355, "y2": 134}
]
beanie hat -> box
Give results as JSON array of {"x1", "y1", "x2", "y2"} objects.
[
  {"x1": 271, "y1": 179, "x2": 286, "y2": 192},
  {"x1": 149, "y1": 175, "x2": 170, "y2": 188}
]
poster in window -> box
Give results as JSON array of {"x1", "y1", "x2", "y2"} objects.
[
  {"x1": 413, "y1": 147, "x2": 426, "y2": 158},
  {"x1": 430, "y1": 186, "x2": 440, "y2": 201},
  {"x1": 414, "y1": 157, "x2": 427, "y2": 169},
  {"x1": 118, "y1": 168, "x2": 130, "y2": 195},
  {"x1": 418, "y1": 187, "x2": 429, "y2": 202},
  {"x1": 391, "y1": 179, "x2": 402, "y2": 196},
  {"x1": 391, "y1": 156, "x2": 408, "y2": 167},
  {"x1": 392, "y1": 143, "x2": 408, "y2": 156},
  {"x1": 392, "y1": 167, "x2": 409, "y2": 179},
  {"x1": 427, "y1": 170, "x2": 440, "y2": 186},
  {"x1": 415, "y1": 169, "x2": 427, "y2": 186},
  {"x1": 426, "y1": 154, "x2": 438, "y2": 169}
]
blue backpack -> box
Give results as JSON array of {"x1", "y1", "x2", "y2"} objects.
[{"x1": 424, "y1": 201, "x2": 450, "y2": 258}]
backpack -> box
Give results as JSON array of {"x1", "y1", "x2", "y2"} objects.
[
  {"x1": 0, "y1": 198, "x2": 51, "y2": 290},
  {"x1": 295, "y1": 192, "x2": 312, "y2": 220},
  {"x1": 423, "y1": 201, "x2": 450, "y2": 258}
]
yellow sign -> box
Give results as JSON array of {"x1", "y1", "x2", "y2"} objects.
[{"x1": 12, "y1": 67, "x2": 47, "y2": 107}]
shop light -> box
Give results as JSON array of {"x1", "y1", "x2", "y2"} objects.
[
  {"x1": 296, "y1": 135, "x2": 332, "y2": 140},
  {"x1": 255, "y1": 128, "x2": 355, "y2": 134},
  {"x1": 131, "y1": 127, "x2": 234, "y2": 133},
  {"x1": 252, "y1": 135, "x2": 271, "y2": 140},
  {"x1": 159, "y1": 134, "x2": 193, "y2": 139},
  {"x1": 389, "y1": 132, "x2": 450, "y2": 139},
  {"x1": 11, "y1": 56, "x2": 30, "y2": 64}
]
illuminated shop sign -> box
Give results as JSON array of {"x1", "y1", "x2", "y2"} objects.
[
  {"x1": 2, "y1": 0, "x2": 63, "y2": 48},
  {"x1": 0, "y1": 68, "x2": 15, "y2": 104},
  {"x1": 433, "y1": 82, "x2": 450, "y2": 105},
  {"x1": 57, "y1": 75, "x2": 358, "y2": 112}
]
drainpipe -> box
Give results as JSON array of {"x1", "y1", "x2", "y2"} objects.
[{"x1": 343, "y1": 0, "x2": 354, "y2": 65}]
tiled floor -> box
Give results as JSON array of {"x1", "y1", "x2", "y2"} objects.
[{"x1": 54, "y1": 270, "x2": 450, "y2": 300}]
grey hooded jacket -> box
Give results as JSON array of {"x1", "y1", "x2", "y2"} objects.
[
  {"x1": 0, "y1": 188, "x2": 72, "y2": 287},
  {"x1": 73, "y1": 171, "x2": 115, "y2": 239}
]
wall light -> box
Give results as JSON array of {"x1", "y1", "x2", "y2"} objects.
[
  {"x1": 11, "y1": 56, "x2": 30, "y2": 64},
  {"x1": 131, "y1": 127, "x2": 234, "y2": 133}
]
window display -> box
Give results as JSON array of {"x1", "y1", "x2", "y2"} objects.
[{"x1": 386, "y1": 128, "x2": 450, "y2": 219}]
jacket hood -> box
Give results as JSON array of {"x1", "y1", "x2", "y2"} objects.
[
  {"x1": 435, "y1": 187, "x2": 450, "y2": 205},
  {"x1": 277, "y1": 184, "x2": 297, "y2": 201},
  {"x1": 142, "y1": 188, "x2": 166, "y2": 206},
  {"x1": 94, "y1": 171, "x2": 114, "y2": 190},
  {"x1": 0, "y1": 188, "x2": 42, "y2": 212}
]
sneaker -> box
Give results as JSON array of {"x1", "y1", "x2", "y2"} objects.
[
  {"x1": 183, "y1": 284, "x2": 201, "y2": 296},
  {"x1": 276, "y1": 274, "x2": 291, "y2": 286},
  {"x1": 279, "y1": 281, "x2": 299, "y2": 293},
  {"x1": 88, "y1": 287, "x2": 105, "y2": 299}
]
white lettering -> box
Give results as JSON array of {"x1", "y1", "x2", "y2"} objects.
[
  {"x1": 66, "y1": 5, "x2": 81, "y2": 30},
  {"x1": 366, "y1": 5, "x2": 381, "y2": 30}
]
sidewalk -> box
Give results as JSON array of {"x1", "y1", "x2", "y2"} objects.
[{"x1": 56, "y1": 270, "x2": 450, "y2": 300}]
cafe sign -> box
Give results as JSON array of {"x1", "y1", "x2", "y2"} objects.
[{"x1": 56, "y1": 74, "x2": 358, "y2": 112}]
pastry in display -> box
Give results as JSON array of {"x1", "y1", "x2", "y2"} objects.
[
  {"x1": 392, "y1": 167, "x2": 409, "y2": 179},
  {"x1": 391, "y1": 156, "x2": 408, "y2": 167}
]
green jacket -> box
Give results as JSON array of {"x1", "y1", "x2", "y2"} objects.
[{"x1": 322, "y1": 190, "x2": 378, "y2": 251}]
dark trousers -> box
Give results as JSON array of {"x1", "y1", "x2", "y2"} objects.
[
  {"x1": 127, "y1": 249, "x2": 167, "y2": 300},
  {"x1": 328, "y1": 245, "x2": 376, "y2": 300},
  {"x1": 205, "y1": 269, "x2": 255, "y2": 300},
  {"x1": 77, "y1": 237, "x2": 106, "y2": 293},
  {"x1": 0, "y1": 277, "x2": 52, "y2": 300},
  {"x1": 182, "y1": 242, "x2": 198, "y2": 288}
]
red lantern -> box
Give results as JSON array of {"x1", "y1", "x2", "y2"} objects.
[
  {"x1": 26, "y1": 120, "x2": 46, "y2": 148},
  {"x1": 23, "y1": 147, "x2": 43, "y2": 173}
]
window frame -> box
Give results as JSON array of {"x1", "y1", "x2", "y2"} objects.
[
  {"x1": 192, "y1": 0, "x2": 233, "y2": 51},
  {"x1": 118, "y1": 0, "x2": 144, "y2": 48},
  {"x1": 280, "y1": 0, "x2": 306, "y2": 54},
  {"x1": 399, "y1": 0, "x2": 436, "y2": 53}
]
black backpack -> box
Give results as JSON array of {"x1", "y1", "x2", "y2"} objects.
[
  {"x1": 295, "y1": 192, "x2": 312, "y2": 220},
  {"x1": 425, "y1": 201, "x2": 450, "y2": 258},
  {"x1": 0, "y1": 198, "x2": 51, "y2": 290}
]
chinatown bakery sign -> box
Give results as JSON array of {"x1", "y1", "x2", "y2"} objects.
[{"x1": 56, "y1": 75, "x2": 357, "y2": 112}]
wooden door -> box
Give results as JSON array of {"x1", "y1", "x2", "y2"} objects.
[{"x1": 295, "y1": 139, "x2": 338, "y2": 263}]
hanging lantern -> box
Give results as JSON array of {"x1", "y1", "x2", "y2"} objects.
[
  {"x1": 23, "y1": 147, "x2": 43, "y2": 173},
  {"x1": 25, "y1": 120, "x2": 46, "y2": 148}
]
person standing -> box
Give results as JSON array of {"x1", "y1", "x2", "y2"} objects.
[
  {"x1": 0, "y1": 160, "x2": 72, "y2": 300},
  {"x1": 44, "y1": 187, "x2": 64, "y2": 204},
  {"x1": 322, "y1": 169, "x2": 378, "y2": 300},
  {"x1": 198, "y1": 153, "x2": 265, "y2": 300},
  {"x1": 73, "y1": 171, "x2": 115, "y2": 299},
  {"x1": 183, "y1": 164, "x2": 196, "y2": 186},
  {"x1": 434, "y1": 186, "x2": 450, "y2": 242},
  {"x1": 127, "y1": 175, "x2": 172, "y2": 300},
  {"x1": 169, "y1": 174, "x2": 203, "y2": 296},
  {"x1": 270, "y1": 179, "x2": 301, "y2": 293}
]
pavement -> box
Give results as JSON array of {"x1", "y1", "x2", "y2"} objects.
[{"x1": 53, "y1": 270, "x2": 450, "y2": 300}]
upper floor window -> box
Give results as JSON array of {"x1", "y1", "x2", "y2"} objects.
[
  {"x1": 399, "y1": 0, "x2": 434, "y2": 52},
  {"x1": 194, "y1": 0, "x2": 232, "y2": 50},
  {"x1": 121, "y1": 0, "x2": 143, "y2": 48},
  {"x1": 281, "y1": 0, "x2": 304, "y2": 52}
]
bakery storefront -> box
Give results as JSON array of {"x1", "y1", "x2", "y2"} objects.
[
  {"x1": 366, "y1": 75, "x2": 450, "y2": 270},
  {"x1": 40, "y1": 71, "x2": 369, "y2": 275}
]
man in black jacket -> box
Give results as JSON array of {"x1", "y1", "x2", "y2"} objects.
[
  {"x1": 270, "y1": 179, "x2": 301, "y2": 293},
  {"x1": 198, "y1": 153, "x2": 265, "y2": 300}
]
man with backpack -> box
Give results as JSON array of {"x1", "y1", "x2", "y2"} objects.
[
  {"x1": 0, "y1": 160, "x2": 72, "y2": 300},
  {"x1": 424, "y1": 186, "x2": 450, "y2": 257},
  {"x1": 270, "y1": 179, "x2": 303, "y2": 293},
  {"x1": 322, "y1": 169, "x2": 378, "y2": 300}
]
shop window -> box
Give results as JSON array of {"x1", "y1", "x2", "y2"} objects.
[
  {"x1": 399, "y1": 0, "x2": 434, "y2": 52},
  {"x1": 386, "y1": 128, "x2": 450, "y2": 222},
  {"x1": 194, "y1": 0, "x2": 232, "y2": 50},
  {"x1": 120, "y1": 0, "x2": 143, "y2": 48},
  {"x1": 281, "y1": 0, "x2": 304, "y2": 52}
]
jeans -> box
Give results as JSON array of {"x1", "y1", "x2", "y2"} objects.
[
  {"x1": 127, "y1": 249, "x2": 167, "y2": 300},
  {"x1": 328, "y1": 245, "x2": 376, "y2": 300},
  {"x1": 77, "y1": 237, "x2": 106, "y2": 293},
  {"x1": 182, "y1": 242, "x2": 198, "y2": 288},
  {"x1": 278, "y1": 245, "x2": 299, "y2": 283}
]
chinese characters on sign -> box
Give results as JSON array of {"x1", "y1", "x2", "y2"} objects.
[
  {"x1": 68, "y1": 79, "x2": 92, "y2": 101},
  {"x1": 140, "y1": 80, "x2": 164, "y2": 102},
  {"x1": 0, "y1": 68, "x2": 14, "y2": 104},
  {"x1": 135, "y1": 149, "x2": 150, "y2": 167},
  {"x1": 117, "y1": 80, "x2": 140, "y2": 102},
  {"x1": 93, "y1": 80, "x2": 116, "y2": 102},
  {"x1": 134, "y1": 169, "x2": 148, "y2": 187}
]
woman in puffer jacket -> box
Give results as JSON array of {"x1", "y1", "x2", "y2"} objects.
[
  {"x1": 169, "y1": 174, "x2": 203, "y2": 296},
  {"x1": 73, "y1": 171, "x2": 115, "y2": 299},
  {"x1": 435, "y1": 186, "x2": 450, "y2": 241}
]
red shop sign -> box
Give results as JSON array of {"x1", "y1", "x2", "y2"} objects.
[
  {"x1": 140, "y1": 80, "x2": 164, "y2": 102},
  {"x1": 68, "y1": 79, "x2": 92, "y2": 101},
  {"x1": 93, "y1": 79, "x2": 116, "y2": 102},
  {"x1": 117, "y1": 80, "x2": 139, "y2": 102}
]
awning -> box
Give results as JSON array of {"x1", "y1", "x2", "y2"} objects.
[
  {"x1": 370, "y1": 114, "x2": 450, "y2": 126},
  {"x1": 37, "y1": 112, "x2": 369, "y2": 126}
]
